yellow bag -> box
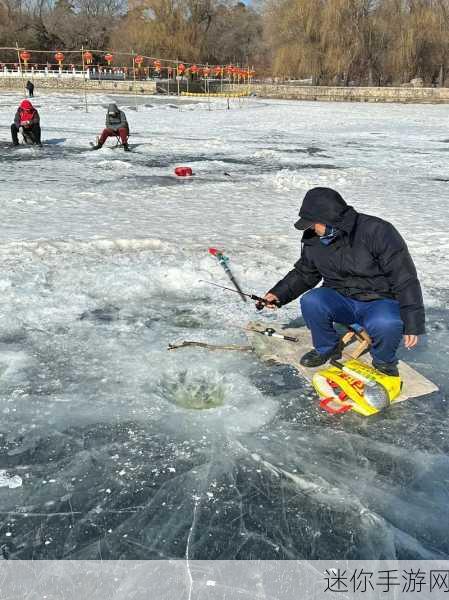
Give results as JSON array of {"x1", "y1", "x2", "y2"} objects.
[{"x1": 312, "y1": 359, "x2": 402, "y2": 417}]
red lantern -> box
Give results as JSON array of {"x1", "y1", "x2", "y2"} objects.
[
  {"x1": 55, "y1": 51, "x2": 65, "y2": 66},
  {"x1": 83, "y1": 51, "x2": 93, "y2": 65},
  {"x1": 190, "y1": 65, "x2": 199, "y2": 75},
  {"x1": 177, "y1": 63, "x2": 186, "y2": 75},
  {"x1": 134, "y1": 55, "x2": 144, "y2": 67},
  {"x1": 20, "y1": 51, "x2": 31, "y2": 66},
  {"x1": 104, "y1": 53, "x2": 113, "y2": 66},
  {"x1": 153, "y1": 60, "x2": 161, "y2": 72},
  {"x1": 213, "y1": 66, "x2": 222, "y2": 77}
]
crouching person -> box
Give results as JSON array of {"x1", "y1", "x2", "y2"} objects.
[
  {"x1": 261, "y1": 187, "x2": 425, "y2": 377},
  {"x1": 92, "y1": 103, "x2": 129, "y2": 151},
  {"x1": 11, "y1": 100, "x2": 42, "y2": 146}
]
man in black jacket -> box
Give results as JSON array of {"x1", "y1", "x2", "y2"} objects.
[
  {"x1": 26, "y1": 80, "x2": 34, "y2": 98},
  {"x1": 263, "y1": 187, "x2": 425, "y2": 376}
]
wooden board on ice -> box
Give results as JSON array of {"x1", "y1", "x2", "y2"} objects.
[{"x1": 245, "y1": 321, "x2": 438, "y2": 403}]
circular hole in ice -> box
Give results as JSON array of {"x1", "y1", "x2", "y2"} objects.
[{"x1": 158, "y1": 369, "x2": 226, "y2": 410}]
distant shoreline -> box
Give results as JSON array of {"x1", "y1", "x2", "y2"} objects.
[
  {"x1": 2, "y1": 77, "x2": 449, "y2": 104},
  {"x1": 248, "y1": 83, "x2": 449, "y2": 104}
]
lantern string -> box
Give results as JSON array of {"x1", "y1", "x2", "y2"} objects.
[{"x1": 0, "y1": 46, "x2": 255, "y2": 75}]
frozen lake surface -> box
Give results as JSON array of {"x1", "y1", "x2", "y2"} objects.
[{"x1": 0, "y1": 92, "x2": 448, "y2": 559}]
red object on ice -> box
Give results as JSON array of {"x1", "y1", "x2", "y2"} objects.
[
  {"x1": 208, "y1": 248, "x2": 219, "y2": 256},
  {"x1": 175, "y1": 166, "x2": 193, "y2": 177}
]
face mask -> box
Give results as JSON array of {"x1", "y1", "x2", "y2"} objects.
[{"x1": 319, "y1": 225, "x2": 339, "y2": 246}]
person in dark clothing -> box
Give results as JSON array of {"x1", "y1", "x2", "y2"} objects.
[
  {"x1": 92, "y1": 103, "x2": 129, "y2": 151},
  {"x1": 262, "y1": 187, "x2": 425, "y2": 376},
  {"x1": 11, "y1": 99, "x2": 41, "y2": 146},
  {"x1": 26, "y1": 80, "x2": 34, "y2": 97}
]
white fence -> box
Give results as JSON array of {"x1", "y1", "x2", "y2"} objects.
[{"x1": 0, "y1": 67, "x2": 129, "y2": 80}]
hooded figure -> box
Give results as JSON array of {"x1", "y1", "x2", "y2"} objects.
[
  {"x1": 26, "y1": 80, "x2": 34, "y2": 97},
  {"x1": 266, "y1": 187, "x2": 425, "y2": 376},
  {"x1": 105, "y1": 103, "x2": 128, "y2": 131},
  {"x1": 92, "y1": 103, "x2": 130, "y2": 151},
  {"x1": 11, "y1": 99, "x2": 41, "y2": 146}
]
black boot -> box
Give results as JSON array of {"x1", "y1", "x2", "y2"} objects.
[
  {"x1": 91, "y1": 143, "x2": 103, "y2": 150},
  {"x1": 11, "y1": 124, "x2": 19, "y2": 146},
  {"x1": 372, "y1": 361, "x2": 399, "y2": 377},
  {"x1": 300, "y1": 343, "x2": 341, "y2": 368},
  {"x1": 123, "y1": 142, "x2": 130, "y2": 152}
]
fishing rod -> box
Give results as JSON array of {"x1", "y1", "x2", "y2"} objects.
[
  {"x1": 200, "y1": 280, "x2": 298, "y2": 343},
  {"x1": 200, "y1": 280, "x2": 281, "y2": 309},
  {"x1": 252, "y1": 327, "x2": 298, "y2": 343},
  {"x1": 208, "y1": 248, "x2": 247, "y2": 303}
]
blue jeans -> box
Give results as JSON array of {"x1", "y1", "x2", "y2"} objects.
[{"x1": 300, "y1": 288, "x2": 404, "y2": 365}]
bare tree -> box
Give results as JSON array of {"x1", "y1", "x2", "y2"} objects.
[{"x1": 3, "y1": 0, "x2": 449, "y2": 83}]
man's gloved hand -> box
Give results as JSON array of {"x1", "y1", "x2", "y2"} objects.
[{"x1": 255, "y1": 292, "x2": 280, "y2": 311}]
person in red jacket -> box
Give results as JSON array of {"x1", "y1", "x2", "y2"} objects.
[{"x1": 11, "y1": 100, "x2": 42, "y2": 146}]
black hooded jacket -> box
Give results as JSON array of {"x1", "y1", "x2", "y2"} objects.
[{"x1": 269, "y1": 188, "x2": 425, "y2": 335}]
